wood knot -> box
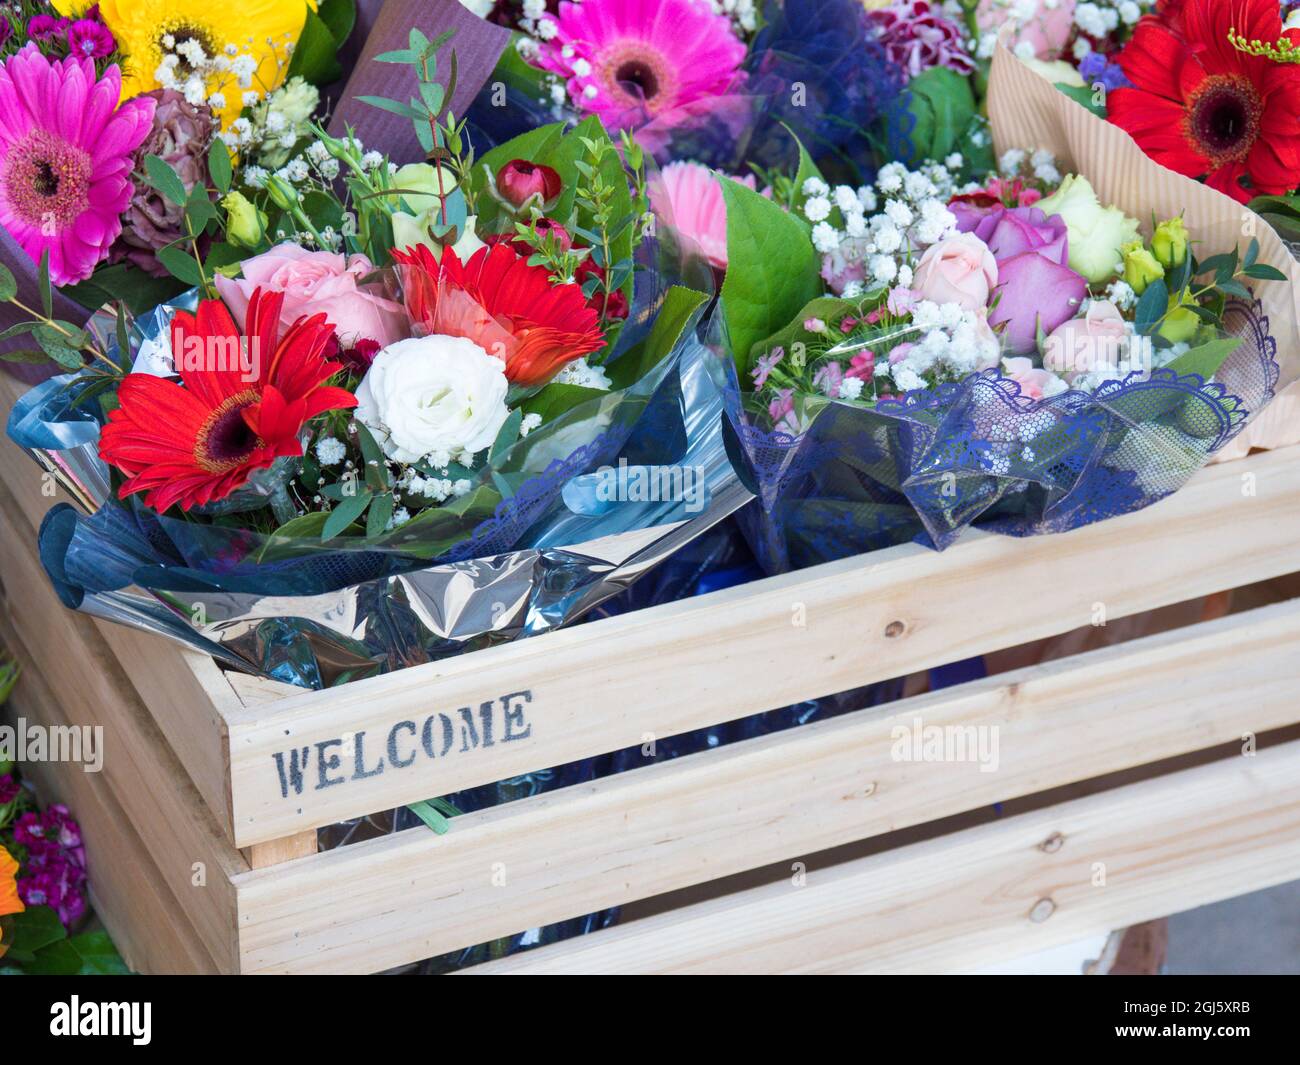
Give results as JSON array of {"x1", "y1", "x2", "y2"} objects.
[
  {"x1": 1029, "y1": 897, "x2": 1056, "y2": 923},
  {"x1": 1039, "y1": 832, "x2": 1065, "y2": 854},
  {"x1": 884, "y1": 620, "x2": 907, "y2": 639}
]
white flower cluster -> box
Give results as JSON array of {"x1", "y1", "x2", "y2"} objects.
[
  {"x1": 873, "y1": 300, "x2": 1001, "y2": 393},
  {"x1": 154, "y1": 35, "x2": 269, "y2": 114},
  {"x1": 703, "y1": 0, "x2": 759, "y2": 34},
  {"x1": 1073, "y1": 0, "x2": 1148, "y2": 41},
  {"x1": 400, "y1": 469, "x2": 474, "y2": 503},
  {"x1": 553, "y1": 357, "x2": 613, "y2": 391},
  {"x1": 809, "y1": 160, "x2": 963, "y2": 298},
  {"x1": 998, "y1": 147, "x2": 1061, "y2": 184},
  {"x1": 223, "y1": 77, "x2": 322, "y2": 169},
  {"x1": 511, "y1": 0, "x2": 560, "y2": 43}
]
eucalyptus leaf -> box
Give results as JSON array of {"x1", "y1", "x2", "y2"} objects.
[
  {"x1": 321, "y1": 489, "x2": 373, "y2": 540},
  {"x1": 144, "y1": 154, "x2": 187, "y2": 206}
]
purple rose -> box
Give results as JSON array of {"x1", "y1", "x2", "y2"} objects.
[
  {"x1": 966, "y1": 205, "x2": 1069, "y2": 264},
  {"x1": 957, "y1": 204, "x2": 1087, "y2": 354}
]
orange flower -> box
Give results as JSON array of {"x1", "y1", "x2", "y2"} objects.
[{"x1": 0, "y1": 844, "x2": 24, "y2": 918}]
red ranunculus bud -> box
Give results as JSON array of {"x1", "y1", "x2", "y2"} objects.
[
  {"x1": 496, "y1": 159, "x2": 563, "y2": 209},
  {"x1": 533, "y1": 218, "x2": 572, "y2": 250},
  {"x1": 593, "y1": 287, "x2": 630, "y2": 321}
]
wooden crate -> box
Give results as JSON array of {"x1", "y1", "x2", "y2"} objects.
[{"x1": 2, "y1": 370, "x2": 1299, "y2": 974}]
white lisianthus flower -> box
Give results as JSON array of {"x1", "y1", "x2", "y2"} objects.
[
  {"x1": 1036, "y1": 174, "x2": 1141, "y2": 285},
  {"x1": 355, "y1": 336, "x2": 510, "y2": 465}
]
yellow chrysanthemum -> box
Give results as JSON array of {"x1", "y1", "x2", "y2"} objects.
[
  {"x1": 0, "y1": 844, "x2": 23, "y2": 919},
  {"x1": 53, "y1": 0, "x2": 314, "y2": 131}
]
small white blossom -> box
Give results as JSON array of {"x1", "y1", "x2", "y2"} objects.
[{"x1": 315, "y1": 438, "x2": 346, "y2": 466}]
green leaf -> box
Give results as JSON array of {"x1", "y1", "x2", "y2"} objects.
[
  {"x1": 1217, "y1": 278, "x2": 1253, "y2": 300},
  {"x1": 905, "y1": 66, "x2": 976, "y2": 161},
  {"x1": 490, "y1": 408, "x2": 524, "y2": 464},
  {"x1": 60, "y1": 263, "x2": 186, "y2": 316},
  {"x1": 144, "y1": 154, "x2": 187, "y2": 206},
  {"x1": 317, "y1": 0, "x2": 356, "y2": 45},
  {"x1": 750, "y1": 296, "x2": 860, "y2": 373},
  {"x1": 208, "y1": 140, "x2": 233, "y2": 194},
  {"x1": 607, "y1": 284, "x2": 709, "y2": 390},
  {"x1": 32, "y1": 324, "x2": 83, "y2": 369},
  {"x1": 355, "y1": 95, "x2": 426, "y2": 120},
  {"x1": 1055, "y1": 81, "x2": 1107, "y2": 119},
  {"x1": 286, "y1": 10, "x2": 344, "y2": 86},
  {"x1": 366, "y1": 491, "x2": 395, "y2": 538},
  {"x1": 718, "y1": 178, "x2": 823, "y2": 374},
  {"x1": 787, "y1": 124, "x2": 824, "y2": 212},
  {"x1": 406, "y1": 799, "x2": 452, "y2": 835},
  {"x1": 156, "y1": 245, "x2": 206, "y2": 288},
  {"x1": 321, "y1": 488, "x2": 373, "y2": 540},
  {"x1": 1243, "y1": 263, "x2": 1287, "y2": 281},
  {"x1": 38, "y1": 250, "x2": 51, "y2": 318},
  {"x1": 7, "y1": 905, "x2": 67, "y2": 957},
  {"x1": 371, "y1": 485, "x2": 501, "y2": 559},
  {"x1": 1163, "y1": 337, "x2": 1242, "y2": 381},
  {"x1": 0, "y1": 349, "x2": 47, "y2": 364},
  {"x1": 252, "y1": 511, "x2": 328, "y2": 561},
  {"x1": 0, "y1": 262, "x2": 16, "y2": 302},
  {"x1": 521, "y1": 382, "x2": 608, "y2": 423},
  {"x1": 1134, "y1": 278, "x2": 1168, "y2": 335},
  {"x1": 353, "y1": 421, "x2": 390, "y2": 492}
]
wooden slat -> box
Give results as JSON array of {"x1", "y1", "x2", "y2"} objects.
[
  {"x1": 223, "y1": 445, "x2": 1300, "y2": 848},
  {"x1": 0, "y1": 496, "x2": 247, "y2": 972},
  {"x1": 1, "y1": 623, "x2": 218, "y2": 974},
  {"x1": 243, "y1": 831, "x2": 318, "y2": 870},
  {"x1": 0, "y1": 375, "x2": 242, "y2": 839},
  {"x1": 462, "y1": 738, "x2": 1300, "y2": 974},
  {"x1": 232, "y1": 598, "x2": 1300, "y2": 973}
]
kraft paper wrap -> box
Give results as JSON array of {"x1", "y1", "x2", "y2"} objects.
[{"x1": 987, "y1": 45, "x2": 1300, "y2": 460}]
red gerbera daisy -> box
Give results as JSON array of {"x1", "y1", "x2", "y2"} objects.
[
  {"x1": 391, "y1": 242, "x2": 606, "y2": 387},
  {"x1": 99, "y1": 288, "x2": 357, "y2": 513},
  {"x1": 1108, "y1": 0, "x2": 1300, "y2": 203}
]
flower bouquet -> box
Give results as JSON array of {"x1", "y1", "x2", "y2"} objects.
[
  {"x1": 0, "y1": 0, "x2": 358, "y2": 365},
  {"x1": 2, "y1": 27, "x2": 721, "y2": 687},
  {"x1": 700, "y1": 133, "x2": 1285, "y2": 571},
  {"x1": 987, "y1": 26, "x2": 1300, "y2": 457}
]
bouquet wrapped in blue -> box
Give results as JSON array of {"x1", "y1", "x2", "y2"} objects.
[
  {"x1": 693, "y1": 140, "x2": 1289, "y2": 572},
  {"x1": 2, "y1": 26, "x2": 742, "y2": 688}
]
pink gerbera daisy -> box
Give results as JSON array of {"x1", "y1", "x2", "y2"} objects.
[
  {"x1": 0, "y1": 44, "x2": 155, "y2": 286},
  {"x1": 535, "y1": 0, "x2": 747, "y2": 132}
]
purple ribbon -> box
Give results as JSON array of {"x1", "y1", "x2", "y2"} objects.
[{"x1": 327, "y1": 0, "x2": 512, "y2": 164}]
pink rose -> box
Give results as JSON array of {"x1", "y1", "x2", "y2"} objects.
[
  {"x1": 215, "y1": 243, "x2": 408, "y2": 348},
  {"x1": 1002, "y1": 356, "x2": 1067, "y2": 401},
  {"x1": 1045, "y1": 301, "x2": 1129, "y2": 380},
  {"x1": 912, "y1": 233, "x2": 998, "y2": 312},
  {"x1": 955, "y1": 205, "x2": 1087, "y2": 355}
]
